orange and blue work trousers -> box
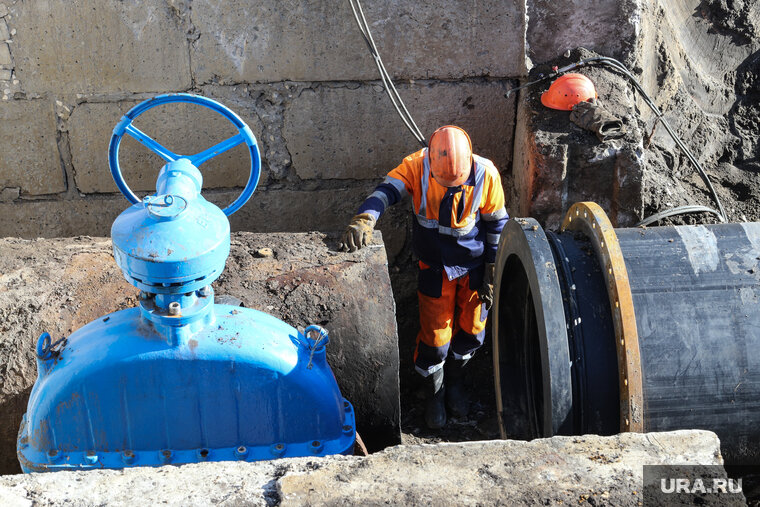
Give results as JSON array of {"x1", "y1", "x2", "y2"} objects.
[{"x1": 414, "y1": 261, "x2": 487, "y2": 377}]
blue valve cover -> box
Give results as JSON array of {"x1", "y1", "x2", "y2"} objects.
[
  {"x1": 111, "y1": 194, "x2": 230, "y2": 293},
  {"x1": 17, "y1": 305, "x2": 356, "y2": 472}
]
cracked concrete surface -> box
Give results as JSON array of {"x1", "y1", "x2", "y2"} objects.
[{"x1": 0, "y1": 431, "x2": 733, "y2": 506}]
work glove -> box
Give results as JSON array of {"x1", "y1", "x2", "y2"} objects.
[
  {"x1": 339, "y1": 213, "x2": 376, "y2": 252},
  {"x1": 569, "y1": 99, "x2": 626, "y2": 142},
  {"x1": 477, "y1": 263, "x2": 495, "y2": 311}
]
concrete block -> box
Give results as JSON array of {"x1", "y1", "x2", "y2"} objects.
[
  {"x1": 526, "y1": 0, "x2": 640, "y2": 64},
  {"x1": 285, "y1": 81, "x2": 516, "y2": 181},
  {"x1": 69, "y1": 94, "x2": 263, "y2": 194},
  {"x1": 278, "y1": 431, "x2": 726, "y2": 505},
  {"x1": 0, "y1": 19, "x2": 9, "y2": 41},
  {"x1": 0, "y1": 188, "x2": 361, "y2": 239},
  {"x1": 0, "y1": 69, "x2": 11, "y2": 81},
  {"x1": 191, "y1": 0, "x2": 526, "y2": 83},
  {"x1": 9, "y1": 1, "x2": 190, "y2": 94},
  {"x1": 0, "y1": 230, "x2": 400, "y2": 474},
  {"x1": 512, "y1": 50, "x2": 644, "y2": 228},
  {"x1": 0, "y1": 100, "x2": 64, "y2": 196},
  {"x1": 0, "y1": 431, "x2": 728, "y2": 505},
  {"x1": 0, "y1": 187, "x2": 18, "y2": 202},
  {"x1": 0, "y1": 196, "x2": 126, "y2": 239}
]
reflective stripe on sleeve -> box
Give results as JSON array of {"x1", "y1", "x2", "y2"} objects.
[
  {"x1": 482, "y1": 207, "x2": 508, "y2": 221},
  {"x1": 383, "y1": 176, "x2": 408, "y2": 199},
  {"x1": 368, "y1": 190, "x2": 390, "y2": 209},
  {"x1": 419, "y1": 149, "x2": 430, "y2": 217},
  {"x1": 468, "y1": 158, "x2": 486, "y2": 217},
  {"x1": 486, "y1": 233, "x2": 501, "y2": 245}
]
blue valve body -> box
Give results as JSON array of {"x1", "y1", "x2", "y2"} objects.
[
  {"x1": 17, "y1": 94, "x2": 356, "y2": 472},
  {"x1": 19, "y1": 303, "x2": 355, "y2": 472}
]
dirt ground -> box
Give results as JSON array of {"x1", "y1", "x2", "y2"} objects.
[{"x1": 629, "y1": 0, "x2": 760, "y2": 226}]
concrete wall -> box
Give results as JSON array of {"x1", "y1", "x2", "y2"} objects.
[
  {"x1": 3, "y1": 0, "x2": 735, "y2": 247},
  {"x1": 525, "y1": 0, "x2": 640, "y2": 65},
  {"x1": 0, "y1": 0, "x2": 526, "y2": 262}
]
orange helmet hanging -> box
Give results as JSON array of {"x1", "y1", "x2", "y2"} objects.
[
  {"x1": 428, "y1": 126, "x2": 472, "y2": 187},
  {"x1": 541, "y1": 73, "x2": 598, "y2": 111}
]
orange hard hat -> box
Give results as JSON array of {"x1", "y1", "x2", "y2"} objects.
[
  {"x1": 540, "y1": 73, "x2": 598, "y2": 111},
  {"x1": 428, "y1": 125, "x2": 472, "y2": 187}
]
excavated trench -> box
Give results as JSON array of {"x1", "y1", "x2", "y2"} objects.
[
  {"x1": 397, "y1": 0, "x2": 760, "y2": 448},
  {"x1": 0, "y1": 2, "x2": 758, "y2": 501}
]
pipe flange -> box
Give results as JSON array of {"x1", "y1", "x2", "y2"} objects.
[
  {"x1": 493, "y1": 217, "x2": 572, "y2": 438},
  {"x1": 561, "y1": 202, "x2": 643, "y2": 432}
]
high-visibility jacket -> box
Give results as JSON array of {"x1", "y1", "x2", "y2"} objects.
[{"x1": 358, "y1": 148, "x2": 508, "y2": 279}]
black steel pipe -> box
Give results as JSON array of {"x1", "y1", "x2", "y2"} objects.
[{"x1": 493, "y1": 202, "x2": 760, "y2": 464}]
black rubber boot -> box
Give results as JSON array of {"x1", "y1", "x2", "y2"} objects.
[
  {"x1": 424, "y1": 368, "x2": 447, "y2": 429},
  {"x1": 445, "y1": 358, "x2": 470, "y2": 418}
]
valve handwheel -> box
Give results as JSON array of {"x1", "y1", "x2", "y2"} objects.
[{"x1": 108, "y1": 93, "x2": 261, "y2": 216}]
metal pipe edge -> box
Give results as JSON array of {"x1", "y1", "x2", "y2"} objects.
[
  {"x1": 493, "y1": 217, "x2": 572, "y2": 439},
  {"x1": 560, "y1": 202, "x2": 644, "y2": 433}
]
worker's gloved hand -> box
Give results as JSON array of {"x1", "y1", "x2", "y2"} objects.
[
  {"x1": 477, "y1": 263, "x2": 495, "y2": 311},
  {"x1": 569, "y1": 99, "x2": 626, "y2": 142},
  {"x1": 339, "y1": 213, "x2": 376, "y2": 252}
]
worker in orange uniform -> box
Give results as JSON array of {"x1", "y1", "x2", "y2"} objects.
[{"x1": 340, "y1": 126, "x2": 508, "y2": 429}]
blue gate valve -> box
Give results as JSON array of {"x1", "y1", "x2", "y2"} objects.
[{"x1": 17, "y1": 93, "x2": 356, "y2": 472}]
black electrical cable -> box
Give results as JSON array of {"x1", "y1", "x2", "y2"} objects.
[
  {"x1": 505, "y1": 56, "x2": 728, "y2": 224},
  {"x1": 576, "y1": 57, "x2": 727, "y2": 223},
  {"x1": 348, "y1": 0, "x2": 427, "y2": 147},
  {"x1": 349, "y1": 0, "x2": 426, "y2": 146},
  {"x1": 635, "y1": 205, "x2": 724, "y2": 227}
]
